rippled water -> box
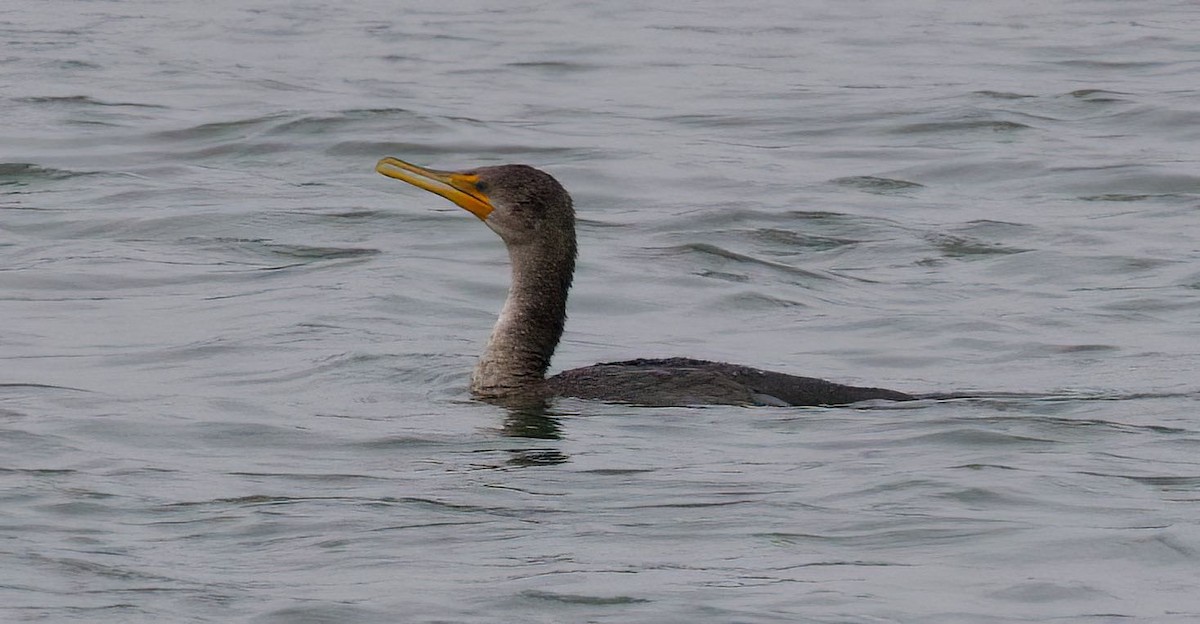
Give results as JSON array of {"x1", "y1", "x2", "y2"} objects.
[{"x1": 4, "y1": 1, "x2": 1200, "y2": 622}]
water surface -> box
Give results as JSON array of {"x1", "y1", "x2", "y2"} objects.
[{"x1": 3, "y1": 1, "x2": 1200, "y2": 622}]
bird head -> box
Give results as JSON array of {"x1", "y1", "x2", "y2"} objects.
[{"x1": 376, "y1": 157, "x2": 573, "y2": 248}]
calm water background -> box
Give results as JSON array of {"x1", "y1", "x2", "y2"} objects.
[{"x1": 3, "y1": 1, "x2": 1200, "y2": 622}]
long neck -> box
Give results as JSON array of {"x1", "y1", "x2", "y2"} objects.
[{"x1": 470, "y1": 238, "x2": 575, "y2": 398}]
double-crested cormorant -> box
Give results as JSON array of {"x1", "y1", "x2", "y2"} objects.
[{"x1": 376, "y1": 157, "x2": 914, "y2": 407}]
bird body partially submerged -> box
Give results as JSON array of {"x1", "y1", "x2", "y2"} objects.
[
  {"x1": 376, "y1": 156, "x2": 913, "y2": 407},
  {"x1": 550, "y1": 358, "x2": 913, "y2": 406}
]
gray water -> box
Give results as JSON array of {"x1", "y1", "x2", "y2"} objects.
[{"x1": 3, "y1": 0, "x2": 1200, "y2": 622}]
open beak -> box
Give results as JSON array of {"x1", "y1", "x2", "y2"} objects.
[{"x1": 375, "y1": 157, "x2": 494, "y2": 221}]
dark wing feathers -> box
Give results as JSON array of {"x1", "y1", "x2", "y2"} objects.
[{"x1": 548, "y1": 358, "x2": 913, "y2": 407}]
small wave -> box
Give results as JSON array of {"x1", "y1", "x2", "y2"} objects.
[
  {"x1": 15, "y1": 95, "x2": 166, "y2": 108},
  {"x1": 974, "y1": 90, "x2": 1036, "y2": 100},
  {"x1": 1066, "y1": 88, "x2": 1132, "y2": 103},
  {"x1": 257, "y1": 243, "x2": 381, "y2": 261},
  {"x1": 0, "y1": 382, "x2": 95, "y2": 393},
  {"x1": 925, "y1": 232, "x2": 1029, "y2": 259},
  {"x1": 0, "y1": 162, "x2": 102, "y2": 186},
  {"x1": 714, "y1": 290, "x2": 807, "y2": 309},
  {"x1": 655, "y1": 242, "x2": 830, "y2": 280},
  {"x1": 892, "y1": 119, "x2": 1032, "y2": 135},
  {"x1": 1055, "y1": 59, "x2": 1167, "y2": 70},
  {"x1": 1079, "y1": 193, "x2": 1165, "y2": 202},
  {"x1": 521, "y1": 590, "x2": 650, "y2": 605},
  {"x1": 207, "y1": 239, "x2": 380, "y2": 268},
  {"x1": 505, "y1": 60, "x2": 606, "y2": 73},
  {"x1": 831, "y1": 175, "x2": 925, "y2": 194},
  {"x1": 264, "y1": 108, "x2": 421, "y2": 137},
  {"x1": 149, "y1": 113, "x2": 291, "y2": 142}
]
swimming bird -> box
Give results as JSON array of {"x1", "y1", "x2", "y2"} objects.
[{"x1": 376, "y1": 157, "x2": 914, "y2": 407}]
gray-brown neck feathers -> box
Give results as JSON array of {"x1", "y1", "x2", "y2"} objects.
[{"x1": 469, "y1": 168, "x2": 576, "y2": 399}]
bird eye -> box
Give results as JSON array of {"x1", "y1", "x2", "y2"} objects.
[{"x1": 475, "y1": 180, "x2": 489, "y2": 193}]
